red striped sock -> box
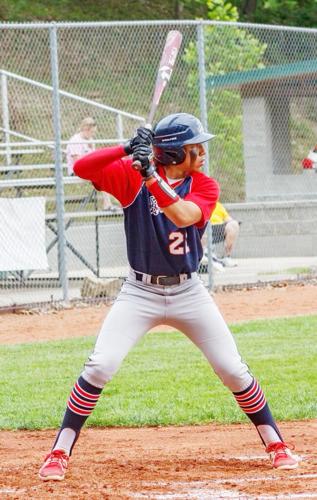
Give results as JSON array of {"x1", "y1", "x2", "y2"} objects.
[
  {"x1": 67, "y1": 379, "x2": 101, "y2": 416},
  {"x1": 233, "y1": 377, "x2": 283, "y2": 444},
  {"x1": 233, "y1": 378, "x2": 267, "y2": 415},
  {"x1": 54, "y1": 376, "x2": 103, "y2": 454}
]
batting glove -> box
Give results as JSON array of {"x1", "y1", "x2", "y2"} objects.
[
  {"x1": 124, "y1": 127, "x2": 154, "y2": 155},
  {"x1": 132, "y1": 144, "x2": 156, "y2": 179}
]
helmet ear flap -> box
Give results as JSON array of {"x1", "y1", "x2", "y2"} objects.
[{"x1": 153, "y1": 147, "x2": 186, "y2": 165}]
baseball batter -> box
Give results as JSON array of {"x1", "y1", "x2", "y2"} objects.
[{"x1": 39, "y1": 113, "x2": 300, "y2": 481}]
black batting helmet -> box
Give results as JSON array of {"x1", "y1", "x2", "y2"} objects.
[{"x1": 152, "y1": 113, "x2": 215, "y2": 165}]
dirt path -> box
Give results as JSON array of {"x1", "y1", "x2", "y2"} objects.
[{"x1": 1, "y1": 282, "x2": 316, "y2": 345}]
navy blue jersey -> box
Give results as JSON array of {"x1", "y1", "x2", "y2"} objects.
[
  {"x1": 74, "y1": 145, "x2": 219, "y2": 275},
  {"x1": 124, "y1": 178, "x2": 207, "y2": 274}
]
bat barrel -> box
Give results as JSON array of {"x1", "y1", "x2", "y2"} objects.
[{"x1": 146, "y1": 30, "x2": 182, "y2": 127}]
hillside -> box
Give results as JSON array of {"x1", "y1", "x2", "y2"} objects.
[
  {"x1": 0, "y1": 0, "x2": 316, "y2": 27},
  {"x1": 0, "y1": 0, "x2": 207, "y2": 22}
]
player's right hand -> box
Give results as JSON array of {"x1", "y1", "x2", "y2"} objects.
[
  {"x1": 132, "y1": 144, "x2": 152, "y2": 167},
  {"x1": 132, "y1": 144, "x2": 155, "y2": 179},
  {"x1": 124, "y1": 127, "x2": 154, "y2": 155}
]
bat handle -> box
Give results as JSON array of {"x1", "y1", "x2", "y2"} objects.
[
  {"x1": 132, "y1": 122, "x2": 153, "y2": 170},
  {"x1": 132, "y1": 160, "x2": 142, "y2": 171},
  {"x1": 132, "y1": 153, "x2": 155, "y2": 171}
]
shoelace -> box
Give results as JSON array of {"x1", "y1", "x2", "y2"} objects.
[
  {"x1": 266, "y1": 442, "x2": 294, "y2": 454},
  {"x1": 44, "y1": 450, "x2": 68, "y2": 465}
]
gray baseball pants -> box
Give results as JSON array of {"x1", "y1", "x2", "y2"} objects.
[{"x1": 83, "y1": 269, "x2": 252, "y2": 392}]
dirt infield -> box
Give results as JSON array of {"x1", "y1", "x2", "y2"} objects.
[
  {"x1": 2, "y1": 422, "x2": 317, "y2": 499},
  {"x1": 1, "y1": 282, "x2": 317, "y2": 499},
  {"x1": 1, "y1": 281, "x2": 317, "y2": 345}
]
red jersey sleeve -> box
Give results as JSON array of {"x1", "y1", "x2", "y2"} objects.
[
  {"x1": 185, "y1": 172, "x2": 220, "y2": 227},
  {"x1": 73, "y1": 145, "x2": 142, "y2": 207}
]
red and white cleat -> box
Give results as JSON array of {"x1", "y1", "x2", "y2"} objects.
[
  {"x1": 266, "y1": 442, "x2": 300, "y2": 470},
  {"x1": 39, "y1": 449, "x2": 69, "y2": 481}
]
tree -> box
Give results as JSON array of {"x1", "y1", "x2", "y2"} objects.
[
  {"x1": 233, "y1": 0, "x2": 317, "y2": 27},
  {"x1": 183, "y1": 0, "x2": 267, "y2": 200}
]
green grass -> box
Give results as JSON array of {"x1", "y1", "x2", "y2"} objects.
[
  {"x1": 260, "y1": 267, "x2": 313, "y2": 276},
  {"x1": 1, "y1": 315, "x2": 316, "y2": 430}
]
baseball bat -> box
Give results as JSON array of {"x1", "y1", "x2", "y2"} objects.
[
  {"x1": 132, "y1": 30, "x2": 183, "y2": 170},
  {"x1": 146, "y1": 29, "x2": 183, "y2": 127}
]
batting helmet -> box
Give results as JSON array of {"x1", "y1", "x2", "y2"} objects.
[{"x1": 152, "y1": 113, "x2": 215, "y2": 165}]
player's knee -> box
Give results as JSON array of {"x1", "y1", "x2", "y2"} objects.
[
  {"x1": 83, "y1": 352, "x2": 123, "y2": 388},
  {"x1": 215, "y1": 363, "x2": 251, "y2": 392}
]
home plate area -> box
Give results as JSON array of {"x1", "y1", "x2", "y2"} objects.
[{"x1": 1, "y1": 421, "x2": 317, "y2": 499}]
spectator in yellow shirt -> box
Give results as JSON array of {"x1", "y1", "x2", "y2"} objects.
[
  {"x1": 211, "y1": 202, "x2": 240, "y2": 266},
  {"x1": 201, "y1": 202, "x2": 240, "y2": 270}
]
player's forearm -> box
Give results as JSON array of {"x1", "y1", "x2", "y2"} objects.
[
  {"x1": 74, "y1": 145, "x2": 126, "y2": 181},
  {"x1": 145, "y1": 176, "x2": 201, "y2": 228},
  {"x1": 161, "y1": 199, "x2": 202, "y2": 227}
]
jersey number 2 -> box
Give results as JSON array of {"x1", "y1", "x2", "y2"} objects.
[{"x1": 169, "y1": 231, "x2": 190, "y2": 255}]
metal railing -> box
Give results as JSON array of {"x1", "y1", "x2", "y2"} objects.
[{"x1": 0, "y1": 68, "x2": 145, "y2": 167}]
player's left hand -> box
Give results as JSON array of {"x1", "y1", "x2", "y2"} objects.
[
  {"x1": 136, "y1": 127, "x2": 154, "y2": 145},
  {"x1": 124, "y1": 127, "x2": 154, "y2": 155}
]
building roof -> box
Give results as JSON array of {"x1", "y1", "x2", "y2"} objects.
[{"x1": 206, "y1": 59, "x2": 317, "y2": 96}]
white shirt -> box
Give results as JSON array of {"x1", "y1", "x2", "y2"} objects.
[{"x1": 66, "y1": 133, "x2": 95, "y2": 175}]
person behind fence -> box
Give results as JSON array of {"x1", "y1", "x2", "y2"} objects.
[
  {"x1": 66, "y1": 116, "x2": 117, "y2": 212},
  {"x1": 302, "y1": 143, "x2": 317, "y2": 170},
  {"x1": 203, "y1": 201, "x2": 240, "y2": 271},
  {"x1": 39, "y1": 112, "x2": 300, "y2": 482}
]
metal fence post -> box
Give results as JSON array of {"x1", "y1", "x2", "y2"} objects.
[
  {"x1": 116, "y1": 113, "x2": 124, "y2": 141},
  {"x1": 197, "y1": 22, "x2": 214, "y2": 290},
  {"x1": 1, "y1": 72, "x2": 11, "y2": 167},
  {"x1": 49, "y1": 24, "x2": 69, "y2": 302}
]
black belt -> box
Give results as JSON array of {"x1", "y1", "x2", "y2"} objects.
[{"x1": 135, "y1": 272, "x2": 191, "y2": 286}]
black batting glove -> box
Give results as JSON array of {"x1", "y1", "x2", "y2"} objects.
[
  {"x1": 124, "y1": 127, "x2": 154, "y2": 155},
  {"x1": 132, "y1": 144, "x2": 156, "y2": 179},
  {"x1": 135, "y1": 127, "x2": 154, "y2": 145}
]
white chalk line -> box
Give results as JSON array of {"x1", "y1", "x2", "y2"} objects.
[
  {"x1": 131, "y1": 488, "x2": 249, "y2": 498},
  {"x1": 0, "y1": 486, "x2": 38, "y2": 495},
  {"x1": 132, "y1": 491, "x2": 317, "y2": 500},
  {"x1": 131, "y1": 472, "x2": 317, "y2": 499},
  {"x1": 215, "y1": 472, "x2": 317, "y2": 485},
  {"x1": 0, "y1": 488, "x2": 27, "y2": 494}
]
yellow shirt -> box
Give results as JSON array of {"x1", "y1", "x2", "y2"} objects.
[{"x1": 210, "y1": 202, "x2": 230, "y2": 225}]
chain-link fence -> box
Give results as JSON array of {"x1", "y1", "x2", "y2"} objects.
[{"x1": 1, "y1": 21, "x2": 317, "y2": 309}]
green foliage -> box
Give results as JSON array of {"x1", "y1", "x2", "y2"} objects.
[
  {"x1": 0, "y1": 0, "x2": 200, "y2": 22},
  {"x1": 206, "y1": 0, "x2": 239, "y2": 21},
  {"x1": 1, "y1": 0, "x2": 316, "y2": 27},
  {"x1": 183, "y1": 15, "x2": 267, "y2": 200},
  {"x1": 233, "y1": 0, "x2": 317, "y2": 28},
  {"x1": 0, "y1": 314, "x2": 316, "y2": 430}
]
